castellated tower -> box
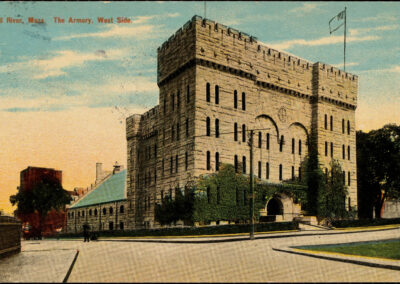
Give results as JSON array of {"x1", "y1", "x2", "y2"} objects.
[{"x1": 126, "y1": 15, "x2": 358, "y2": 229}]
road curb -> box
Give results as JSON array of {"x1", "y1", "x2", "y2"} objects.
[{"x1": 63, "y1": 249, "x2": 79, "y2": 283}]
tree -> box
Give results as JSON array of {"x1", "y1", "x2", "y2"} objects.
[
  {"x1": 10, "y1": 175, "x2": 71, "y2": 238},
  {"x1": 317, "y1": 160, "x2": 349, "y2": 222},
  {"x1": 357, "y1": 124, "x2": 400, "y2": 218}
]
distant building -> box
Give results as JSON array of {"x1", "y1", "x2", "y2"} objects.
[{"x1": 20, "y1": 166, "x2": 62, "y2": 192}]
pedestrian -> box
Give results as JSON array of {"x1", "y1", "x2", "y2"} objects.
[{"x1": 83, "y1": 223, "x2": 90, "y2": 242}]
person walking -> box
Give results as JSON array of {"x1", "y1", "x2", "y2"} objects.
[{"x1": 83, "y1": 223, "x2": 90, "y2": 242}]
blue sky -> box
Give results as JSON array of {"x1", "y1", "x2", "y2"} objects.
[{"x1": 0, "y1": 2, "x2": 399, "y2": 213}]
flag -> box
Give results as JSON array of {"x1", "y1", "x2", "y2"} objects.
[{"x1": 329, "y1": 9, "x2": 345, "y2": 34}]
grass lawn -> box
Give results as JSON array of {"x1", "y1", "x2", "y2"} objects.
[{"x1": 297, "y1": 239, "x2": 400, "y2": 260}]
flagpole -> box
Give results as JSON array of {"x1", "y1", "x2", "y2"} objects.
[{"x1": 344, "y1": 7, "x2": 346, "y2": 71}]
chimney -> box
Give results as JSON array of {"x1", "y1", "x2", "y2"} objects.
[
  {"x1": 113, "y1": 161, "x2": 121, "y2": 175},
  {"x1": 96, "y1": 163, "x2": 103, "y2": 184}
]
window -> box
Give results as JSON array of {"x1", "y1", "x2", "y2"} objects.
[
  {"x1": 176, "y1": 155, "x2": 178, "y2": 173},
  {"x1": 348, "y1": 145, "x2": 350, "y2": 160},
  {"x1": 186, "y1": 118, "x2": 189, "y2": 137},
  {"x1": 266, "y1": 162, "x2": 270, "y2": 179},
  {"x1": 207, "y1": 151, "x2": 211, "y2": 170},
  {"x1": 242, "y1": 124, "x2": 246, "y2": 142},
  {"x1": 170, "y1": 157, "x2": 173, "y2": 174},
  {"x1": 279, "y1": 164, "x2": 283, "y2": 180},
  {"x1": 342, "y1": 119, "x2": 345, "y2": 134},
  {"x1": 109, "y1": 207, "x2": 113, "y2": 215},
  {"x1": 171, "y1": 125, "x2": 175, "y2": 141},
  {"x1": 215, "y1": 119, "x2": 220, "y2": 138},
  {"x1": 185, "y1": 152, "x2": 188, "y2": 170},
  {"x1": 342, "y1": 171, "x2": 346, "y2": 185},
  {"x1": 176, "y1": 123, "x2": 180, "y2": 140},
  {"x1": 342, "y1": 145, "x2": 345, "y2": 159},
  {"x1": 242, "y1": 156, "x2": 246, "y2": 174},
  {"x1": 177, "y1": 90, "x2": 181, "y2": 109},
  {"x1": 280, "y1": 135, "x2": 284, "y2": 152},
  {"x1": 103, "y1": 208, "x2": 106, "y2": 215},
  {"x1": 217, "y1": 186, "x2": 220, "y2": 204},
  {"x1": 348, "y1": 171, "x2": 351, "y2": 186},
  {"x1": 299, "y1": 140, "x2": 302, "y2": 155},
  {"x1": 163, "y1": 97, "x2": 166, "y2": 114},
  {"x1": 242, "y1": 92, "x2": 246, "y2": 110},
  {"x1": 258, "y1": 161, "x2": 261, "y2": 178},
  {"x1": 154, "y1": 144, "x2": 157, "y2": 158},
  {"x1": 324, "y1": 114, "x2": 328, "y2": 129},
  {"x1": 234, "y1": 90, "x2": 238, "y2": 109},
  {"x1": 206, "y1": 83, "x2": 210, "y2": 102},
  {"x1": 292, "y1": 166, "x2": 295, "y2": 180},
  {"x1": 234, "y1": 123, "x2": 238, "y2": 141},
  {"x1": 206, "y1": 117, "x2": 211, "y2": 136},
  {"x1": 120, "y1": 205, "x2": 124, "y2": 213},
  {"x1": 331, "y1": 142, "x2": 333, "y2": 157},
  {"x1": 215, "y1": 152, "x2": 220, "y2": 171},
  {"x1": 234, "y1": 155, "x2": 238, "y2": 173},
  {"x1": 215, "y1": 85, "x2": 219, "y2": 104},
  {"x1": 120, "y1": 222, "x2": 124, "y2": 230},
  {"x1": 82, "y1": 211, "x2": 85, "y2": 217},
  {"x1": 325, "y1": 141, "x2": 328, "y2": 156},
  {"x1": 330, "y1": 115, "x2": 333, "y2": 131},
  {"x1": 161, "y1": 190, "x2": 164, "y2": 202},
  {"x1": 171, "y1": 93, "x2": 175, "y2": 111},
  {"x1": 347, "y1": 120, "x2": 350, "y2": 135},
  {"x1": 162, "y1": 159, "x2": 164, "y2": 174},
  {"x1": 258, "y1": 132, "x2": 262, "y2": 148},
  {"x1": 207, "y1": 186, "x2": 211, "y2": 203},
  {"x1": 292, "y1": 138, "x2": 295, "y2": 154},
  {"x1": 94, "y1": 209, "x2": 97, "y2": 216},
  {"x1": 187, "y1": 85, "x2": 190, "y2": 103},
  {"x1": 88, "y1": 209, "x2": 91, "y2": 216},
  {"x1": 266, "y1": 133, "x2": 270, "y2": 150}
]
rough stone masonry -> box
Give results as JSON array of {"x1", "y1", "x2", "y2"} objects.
[{"x1": 126, "y1": 15, "x2": 358, "y2": 229}]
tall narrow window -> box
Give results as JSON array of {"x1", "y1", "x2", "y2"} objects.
[
  {"x1": 215, "y1": 119, "x2": 220, "y2": 138},
  {"x1": 342, "y1": 119, "x2": 345, "y2": 134},
  {"x1": 242, "y1": 92, "x2": 246, "y2": 110},
  {"x1": 266, "y1": 133, "x2": 270, "y2": 150},
  {"x1": 280, "y1": 135, "x2": 284, "y2": 152},
  {"x1": 234, "y1": 155, "x2": 238, "y2": 173},
  {"x1": 154, "y1": 144, "x2": 157, "y2": 158},
  {"x1": 185, "y1": 152, "x2": 188, "y2": 170},
  {"x1": 217, "y1": 186, "x2": 220, "y2": 204},
  {"x1": 177, "y1": 90, "x2": 181, "y2": 109},
  {"x1": 162, "y1": 158, "x2": 164, "y2": 175},
  {"x1": 257, "y1": 161, "x2": 261, "y2": 178},
  {"x1": 342, "y1": 171, "x2": 346, "y2": 185},
  {"x1": 324, "y1": 114, "x2": 327, "y2": 130},
  {"x1": 206, "y1": 83, "x2": 210, "y2": 102},
  {"x1": 171, "y1": 125, "x2": 175, "y2": 141},
  {"x1": 206, "y1": 117, "x2": 211, "y2": 136},
  {"x1": 175, "y1": 155, "x2": 178, "y2": 173},
  {"x1": 331, "y1": 142, "x2": 334, "y2": 157},
  {"x1": 242, "y1": 124, "x2": 246, "y2": 142},
  {"x1": 258, "y1": 132, "x2": 262, "y2": 148},
  {"x1": 279, "y1": 164, "x2": 283, "y2": 180},
  {"x1": 348, "y1": 171, "x2": 351, "y2": 186},
  {"x1": 325, "y1": 141, "x2": 328, "y2": 156},
  {"x1": 242, "y1": 156, "x2": 246, "y2": 174},
  {"x1": 299, "y1": 140, "x2": 302, "y2": 155},
  {"x1": 176, "y1": 122, "x2": 180, "y2": 140},
  {"x1": 291, "y1": 166, "x2": 295, "y2": 180},
  {"x1": 347, "y1": 120, "x2": 350, "y2": 135},
  {"x1": 170, "y1": 157, "x2": 173, "y2": 174},
  {"x1": 342, "y1": 145, "x2": 345, "y2": 159},
  {"x1": 161, "y1": 190, "x2": 164, "y2": 202},
  {"x1": 171, "y1": 93, "x2": 175, "y2": 111},
  {"x1": 215, "y1": 85, "x2": 219, "y2": 104},
  {"x1": 234, "y1": 90, "x2": 238, "y2": 109},
  {"x1": 163, "y1": 97, "x2": 166, "y2": 114},
  {"x1": 266, "y1": 162, "x2": 270, "y2": 179},
  {"x1": 348, "y1": 145, "x2": 350, "y2": 160},
  {"x1": 207, "y1": 186, "x2": 211, "y2": 203},
  {"x1": 206, "y1": 151, "x2": 211, "y2": 170},
  {"x1": 330, "y1": 115, "x2": 333, "y2": 131},
  {"x1": 186, "y1": 118, "x2": 189, "y2": 137},
  {"x1": 234, "y1": 123, "x2": 238, "y2": 141},
  {"x1": 291, "y1": 138, "x2": 295, "y2": 154},
  {"x1": 215, "y1": 152, "x2": 220, "y2": 171},
  {"x1": 186, "y1": 85, "x2": 190, "y2": 103}
]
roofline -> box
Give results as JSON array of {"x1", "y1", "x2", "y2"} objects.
[{"x1": 68, "y1": 198, "x2": 127, "y2": 210}]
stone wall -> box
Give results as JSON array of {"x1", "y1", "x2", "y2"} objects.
[{"x1": 0, "y1": 216, "x2": 21, "y2": 258}]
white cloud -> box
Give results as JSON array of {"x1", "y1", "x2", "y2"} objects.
[
  {"x1": 349, "y1": 24, "x2": 398, "y2": 36},
  {"x1": 269, "y1": 34, "x2": 380, "y2": 50},
  {"x1": 331, "y1": 62, "x2": 359, "y2": 68},
  {"x1": 289, "y1": 3, "x2": 322, "y2": 14},
  {"x1": 358, "y1": 65, "x2": 400, "y2": 74},
  {"x1": 353, "y1": 13, "x2": 398, "y2": 23}
]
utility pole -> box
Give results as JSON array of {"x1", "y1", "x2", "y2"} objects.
[{"x1": 249, "y1": 130, "x2": 255, "y2": 240}]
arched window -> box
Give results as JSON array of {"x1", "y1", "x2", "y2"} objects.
[
  {"x1": 279, "y1": 164, "x2": 283, "y2": 180},
  {"x1": 89, "y1": 209, "x2": 92, "y2": 216},
  {"x1": 82, "y1": 210, "x2": 85, "y2": 217},
  {"x1": 207, "y1": 151, "x2": 211, "y2": 170},
  {"x1": 325, "y1": 141, "x2": 328, "y2": 156},
  {"x1": 120, "y1": 205, "x2": 124, "y2": 213},
  {"x1": 206, "y1": 83, "x2": 210, "y2": 102},
  {"x1": 120, "y1": 222, "x2": 124, "y2": 230},
  {"x1": 347, "y1": 120, "x2": 350, "y2": 135},
  {"x1": 342, "y1": 119, "x2": 345, "y2": 133},
  {"x1": 163, "y1": 97, "x2": 166, "y2": 114},
  {"x1": 206, "y1": 117, "x2": 211, "y2": 136},
  {"x1": 331, "y1": 142, "x2": 334, "y2": 157},
  {"x1": 68, "y1": 212, "x2": 70, "y2": 219},
  {"x1": 78, "y1": 211, "x2": 80, "y2": 217},
  {"x1": 234, "y1": 90, "x2": 238, "y2": 109},
  {"x1": 291, "y1": 166, "x2": 295, "y2": 180},
  {"x1": 242, "y1": 92, "x2": 246, "y2": 110},
  {"x1": 234, "y1": 155, "x2": 238, "y2": 173},
  {"x1": 330, "y1": 115, "x2": 333, "y2": 131},
  {"x1": 266, "y1": 162, "x2": 270, "y2": 179},
  {"x1": 109, "y1": 207, "x2": 113, "y2": 215},
  {"x1": 348, "y1": 145, "x2": 350, "y2": 160},
  {"x1": 215, "y1": 119, "x2": 219, "y2": 138},
  {"x1": 185, "y1": 152, "x2": 188, "y2": 170},
  {"x1": 342, "y1": 145, "x2": 345, "y2": 159},
  {"x1": 103, "y1": 208, "x2": 106, "y2": 215},
  {"x1": 348, "y1": 171, "x2": 351, "y2": 186},
  {"x1": 170, "y1": 156, "x2": 173, "y2": 174},
  {"x1": 324, "y1": 114, "x2": 328, "y2": 129},
  {"x1": 72, "y1": 212, "x2": 74, "y2": 218},
  {"x1": 234, "y1": 123, "x2": 238, "y2": 141},
  {"x1": 280, "y1": 135, "x2": 284, "y2": 152},
  {"x1": 299, "y1": 140, "x2": 302, "y2": 155},
  {"x1": 292, "y1": 138, "x2": 295, "y2": 154},
  {"x1": 215, "y1": 85, "x2": 219, "y2": 104},
  {"x1": 242, "y1": 156, "x2": 246, "y2": 174},
  {"x1": 215, "y1": 152, "x2": 220, "y2": 171},
  {"x1": 258, "y1": 132, "x2": 262, "y2": 148},
  {"x1": 242, "y1": 124, "x2": 246, "y2": 142},
  {"x1": 94, "y1": 209, "x2": 97, "y2": 216},
  {"x1": 266, "y1": 133, "x2": 270, "y2": 150},
  {"x1": 258, "y1": 161, "x2": 261, "y2": 178},
  {"x1": 176, "y1": 155, "x2": 179, "y2": 173}
]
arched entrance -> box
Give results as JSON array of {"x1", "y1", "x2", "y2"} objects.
[{"x1": 267, "y1": 197, "x2": 283, "y2": 216}]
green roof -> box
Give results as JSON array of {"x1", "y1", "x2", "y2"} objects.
[{"x1": 69, "y1": 170, "x2": 126, "y2": 209}]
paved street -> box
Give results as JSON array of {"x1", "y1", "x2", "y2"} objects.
[{"x1": 1, "y1": 227, "x2": 400, "y2": 282}]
